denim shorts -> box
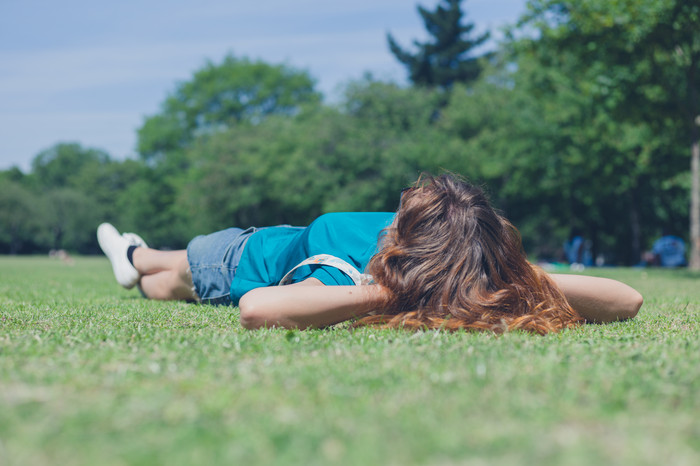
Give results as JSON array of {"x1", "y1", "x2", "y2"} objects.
[{"x1": 186, "y1": 227, "x2": 258, "y2": 305}]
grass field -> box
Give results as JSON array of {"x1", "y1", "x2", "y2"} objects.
[{"x1": 0, "y1": 256, "x2": 698, "y2": 465}]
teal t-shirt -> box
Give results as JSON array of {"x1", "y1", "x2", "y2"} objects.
[{"x1": 230, "y1": 212, "x2": 394, "y2": 305}]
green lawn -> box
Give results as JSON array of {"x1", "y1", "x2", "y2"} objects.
[{"x1": 1, "y1": 257, "x2": 698, "y2": 465}]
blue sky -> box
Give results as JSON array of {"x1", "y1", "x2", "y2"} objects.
[{"x1": 0, "y1": 0, "x2": 527, "y2": 172}]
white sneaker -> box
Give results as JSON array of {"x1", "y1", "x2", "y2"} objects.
[
  {"x1": 122, "y1": 232, "x2": 149, "y2": 297},
  {"x1": 123, "y1": 232, "x2": 148, "y2": 249},
  {"x1": 97, "y1": 223, "x2": 140, "y2": 289}
]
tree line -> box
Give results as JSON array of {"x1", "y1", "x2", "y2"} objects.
[{"x1": 1, "y1": 0, "x2": 698, "y2": 267}]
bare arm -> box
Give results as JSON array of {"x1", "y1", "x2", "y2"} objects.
[
  {"x1": 239, "y1": 274, "x2": 643, "y2": 330},
  {"x1": 238, "y1": 278, "x2": 387, "y2": 330},
  {"x1": 550, "y1": 274, "x2": 643, "y2": 323}
]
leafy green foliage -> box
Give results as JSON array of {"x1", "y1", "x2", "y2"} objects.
[
  {"x1": 510, "y1": 0, "x2": 699, "y2": 264},
  {"x1": 40, "y1": 188, "x2": 100, "y2": 252},
  {"x1": 31, "y1": 142, "x2": 112, "y2": 189},
  {"x1": 388, "y1": 0, "x2": 490, "y2": 88},
  {"x1": 137, "y1": 54, "x2": 322, "y2": 161},
  {"x1": 424, "y1": 0, "x2": 696, "y2": 263},
  {"x1": 178, "y1": 78, "x2": 448, "y2": 234},
  {"x1": 1, "y1": 144, "x2": 125, "y2": 253},
  {"x1": 0, "y1": 181, "x2": 42, "y2": 253}
]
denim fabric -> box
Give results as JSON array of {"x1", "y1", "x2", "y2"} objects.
[{"x1": 186, "y1": 227, "x2": 256, "y2": 305}]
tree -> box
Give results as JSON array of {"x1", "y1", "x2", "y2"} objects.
[
  {"x1": 0, "y1": 181, "x2": 42, "y2": 254},
  {"x1": 438, "y1": 20, "x2": 691, "y2": 264},
  {"x1": 178, "y1": 77, "x2": 448, "y2": 231},
  {"x1": 387, "y1": 0, "x2": 490, "y2": 89},
  {"x1": 31, "y1": 142, "x2": 111, "y2": 189},
  {"x1": 137, "y1": 54, "x2": 322, "y2": 161},
  {"x1": 27, "y1": 142, "x2": 149, "y2": 251},
  {"x1": 516, "y1": 0, "x2": 700, "y2": 267},
  {"x1": 41, "y1": 188, "x2": 101, "y2": 252},
  {"x1": 329, "y1": 78, "x2": 450, "y2": 211}
]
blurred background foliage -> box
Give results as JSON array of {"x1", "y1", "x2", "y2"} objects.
[{"x1": 1, "y1": 0, "x2": 698, "y2": 266}]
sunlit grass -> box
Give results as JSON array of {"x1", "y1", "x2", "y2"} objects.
[{"x1": 1, "y1": 257, "x2": 698, "y2": 465}]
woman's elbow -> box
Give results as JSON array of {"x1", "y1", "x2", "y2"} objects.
[
  {"x1": 612, "y1": 288, "x2": 643, "y2": 321},
  {"x1": 238, "y1": 291, "x2": 268, "y2": 330},
  {"x1": 625, "y1": 289, "x2": 644, "y2": 319}
]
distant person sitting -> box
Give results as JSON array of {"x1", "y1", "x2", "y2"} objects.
[
  {"x1": 564, "y1": 230, "x2": 593, "y2": 269},
  {"x1": 649, "y1": 233, "x2": 687, "y2": 267}
]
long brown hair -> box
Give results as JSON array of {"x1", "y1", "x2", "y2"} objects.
[{"x1": 357, "y1": 173, "x2": 582, "y2": 334}]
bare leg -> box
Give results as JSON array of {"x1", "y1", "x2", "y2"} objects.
[
  {"x1": 132, "y1": 248, "x2": 197, "y2": 301},
  {"x1": 132, "y1": 248, "x2": 187, "y2": 275}
]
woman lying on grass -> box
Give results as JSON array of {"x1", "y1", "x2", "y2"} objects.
[{"x1": 97, "y1": 173, "x2": 642, "y2": 334}]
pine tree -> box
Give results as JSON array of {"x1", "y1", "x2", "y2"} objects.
[{"x1": 387, "y1": 0, "x2": 490, "y2": 89}]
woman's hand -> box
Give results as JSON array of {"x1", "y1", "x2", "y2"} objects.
[
  {"x1": 239, "y1": 279, "x2": 388, "y2": 330},
  {"x1": 549, "y1": 274, "x2": 643, "y2": 323}
]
